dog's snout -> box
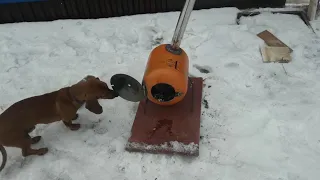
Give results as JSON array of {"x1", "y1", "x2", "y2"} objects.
[
  {"x1": 112, "y1": 91, "x2": 119, "y2": 97},
  {"x1": 103, "y1": 90, "x2": 118, "y2": 99}
]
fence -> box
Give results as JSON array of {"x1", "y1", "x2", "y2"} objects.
[{"x1": 0, "y1": 0, "x2": 286, "y2": 24}]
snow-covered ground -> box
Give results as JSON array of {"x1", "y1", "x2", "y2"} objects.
[
  {"x1": 286, "y1": 0, "x2": 309, "y2": 3},
  {"x1": 0, "y1": 7, "x2": 320, "y2": 180}
]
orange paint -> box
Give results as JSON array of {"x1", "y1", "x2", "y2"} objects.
[{"x1": 142, "y1": 44, "x2": 189, "y2": 106}]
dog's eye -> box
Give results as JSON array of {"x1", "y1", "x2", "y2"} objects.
[
  {"x1": 98, "y1": 84, "x2": 107, "y2": 90},
  {"x1": 96, "y1": 77, "x2": 100, "y2": 80}
]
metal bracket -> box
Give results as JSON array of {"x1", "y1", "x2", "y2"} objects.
[{"x1": 165, "y1": 44, "x2": 182, "y2": 55}]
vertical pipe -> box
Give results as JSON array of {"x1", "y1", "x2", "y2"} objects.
[
  {"x1": 307, "y1": 0, "x2": 319, "y2": 21},
  {"x1": 171, "y1": 0, "x2": 196, "y2": 49}
]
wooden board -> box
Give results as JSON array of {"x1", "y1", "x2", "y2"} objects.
[{"x1": 257, "y1": 30, "x2": 293, "y2": 52}]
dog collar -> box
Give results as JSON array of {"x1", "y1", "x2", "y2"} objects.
[
  {"x1": 81, "y1": 76, "x2": 91, "y2": 82},
  {"x1": 81, "y1": 78, "x2": 87, "y2": 82},
  {"x1": 67, "y1": 88, "x2": 84, "y2": 104}
]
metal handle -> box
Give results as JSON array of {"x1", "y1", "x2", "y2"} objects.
[{"x1": 171, "y1": 0, "x2": 197, "y2": 49}]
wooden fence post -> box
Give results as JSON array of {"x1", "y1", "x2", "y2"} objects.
[{"x1": 307, "y1": 0, "x2": 319, "y2": 21}]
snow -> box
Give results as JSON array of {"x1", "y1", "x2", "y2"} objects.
[
  {"x1": 0, "y1": 7, "x2": 320, "y2": 180},
  {"x1": 126, "y1": 141, "x2": 199, "y2": 155}
]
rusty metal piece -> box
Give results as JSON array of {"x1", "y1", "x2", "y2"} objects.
[{"x1": 125, "y1": 77, "x2": 203, "y2": 156}]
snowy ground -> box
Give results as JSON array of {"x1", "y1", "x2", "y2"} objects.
[
  {"x1": 286, "y1": 0, "x2": 309, "y2": 3},
  {"x1": 0, "y1": 7, "x2": 320, "y2": 180}
]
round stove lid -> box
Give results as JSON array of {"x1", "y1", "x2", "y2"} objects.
[{"x1": 110, "y1": 74, "x2": 146, "y2": 102}]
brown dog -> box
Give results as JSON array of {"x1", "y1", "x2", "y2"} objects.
[{"x1": 0, "y1": 75, "x2": 118, "y2": 172}]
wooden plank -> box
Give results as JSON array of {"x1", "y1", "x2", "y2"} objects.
[
  {"x1": 75, "y1": 0, "x2": 89, "y2": 18},
  {"x1": 139, "y1": 0, "x2": 144, "y2": 13},
  {"x1": 161, "y1": 0, "x2": 167, "y2": 12},
  {"x1": 145, "y1": 0, "x2": 151, "y2": 13},
  {"x1": 171, "y1": 0, "x2": 184, "y2": 11},
  {"x1": 133, "y1": 0, "x2": 139, "y2": 14},
  {"x1": 88, "y1": 0, "x2": 101, "y2": 18},
  {"x1": 0, "y1": 5, "x2": 13, "y2": 23},
  {"x1": 103, "y1": 0, "x2": 113, "y2": 17},
  {"x1": 87, "y1": 0, "x2": 95, "y2": 17},
  {"x1": 99, "y1": 0, "x2": 109, "y2": 18},
  {"x1": 122, "y1": 0, "x2": 129, "y2": 15},
  {"x1": 257, "y1": 30, "x2": 293, "y2": 52},
  {"x1": 52, "y1": 0, "x2": 68, "y2": 19},
  {"x1": 94, "y1": 0, "x2": 103, "y2": 18},
  {"x1": 83, "y1": 0, "x2": 91, "y2": 18},
  {"x1": 74, "y1": 0, "x2": 84, "y2": 18},
  {"x1": 8, "y1": 3, "x2": 24, "y2": 22},
  {"x1": 155, "y1": 0, "x2": 162, "y2": 12},
  {"x1": 150, "y1": 0, "x2": 156, "y2": 13},
  {"x1": 64, "y1": 0, "x2": 79, "y2": 19},
  {"x1": 127, "y1": 0, "x2": 134, "y2": 15},
  {"x1": 30, "y1": 2, "x2": 46, "y2": 21},
  {"x1": 41, "y1": 0, "x2": 57, "y2": 21},
  {"x1": 116, "y1": 0, "x2": 123, "y2": 16},
  {"x1": 108, "y1": 0, "x2": 119, "y2": 17},
  {"x1": 18, "y1": 3, "x2": 36, "y2": 22}
]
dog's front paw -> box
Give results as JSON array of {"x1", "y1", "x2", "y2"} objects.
[
  {"x1": 37, "y1": 148, "x2": 49, "y2": 156},
  {"x1": 72, "y1": 113, "x2": 79, "y2": 120},
  {"x1": 31, "y1": 136, "x2": 42, "y2": 144},
  {"x1": 63, "y1": 121, "x2": 81, "y2": 131},
  {"x1": 68, "y1": 123, "x2": 81, "y2": 131}
]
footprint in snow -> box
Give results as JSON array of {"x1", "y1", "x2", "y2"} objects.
[
  {"x1": 76, "y1": 21, "x2": 83, "y2": 26},
  {"x1": 224, "y1": 62, "x2": 239, "y2": 68},
  {"x1": 94, "y1": 126, "x2": 108, "y2": 135},
  {"x1": 193, "y1": 64, "x2": 212, "y2": 74}
]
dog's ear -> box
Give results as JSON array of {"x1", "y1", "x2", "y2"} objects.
[{"x1": 85, "y1": 100, "x2": 103, "y2": 114}]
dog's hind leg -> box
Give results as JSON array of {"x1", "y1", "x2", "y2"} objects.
[
  {"x1": 24, "y1": 128, "x2": 41, "y2": 144},
  {"x1": 21, "y1": 137, "x2": 48, "y2": 157},
  {"x1": 31, "y1": 136, "x2": 41, "y2": 144},
  {"x1": 4, "y1": 133, "x2": 48, "y2": 157},
  {"x1": 22, "y1": 144, "x2": 48, "y2": 157},
  {"x1": 26, "y1": 126, "x2": 35, "y2": 134},
  {"x1": 27, "y1": 134, "x2": 42, "y2": 144}
]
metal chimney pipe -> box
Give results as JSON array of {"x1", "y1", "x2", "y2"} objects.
[{"x1": 171, "y1": 0, "x2": 197, "y2": 49}]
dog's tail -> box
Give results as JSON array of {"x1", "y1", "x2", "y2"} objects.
[{"x1": 0, "y1": 145, "x2": 7, "y2": 172}]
